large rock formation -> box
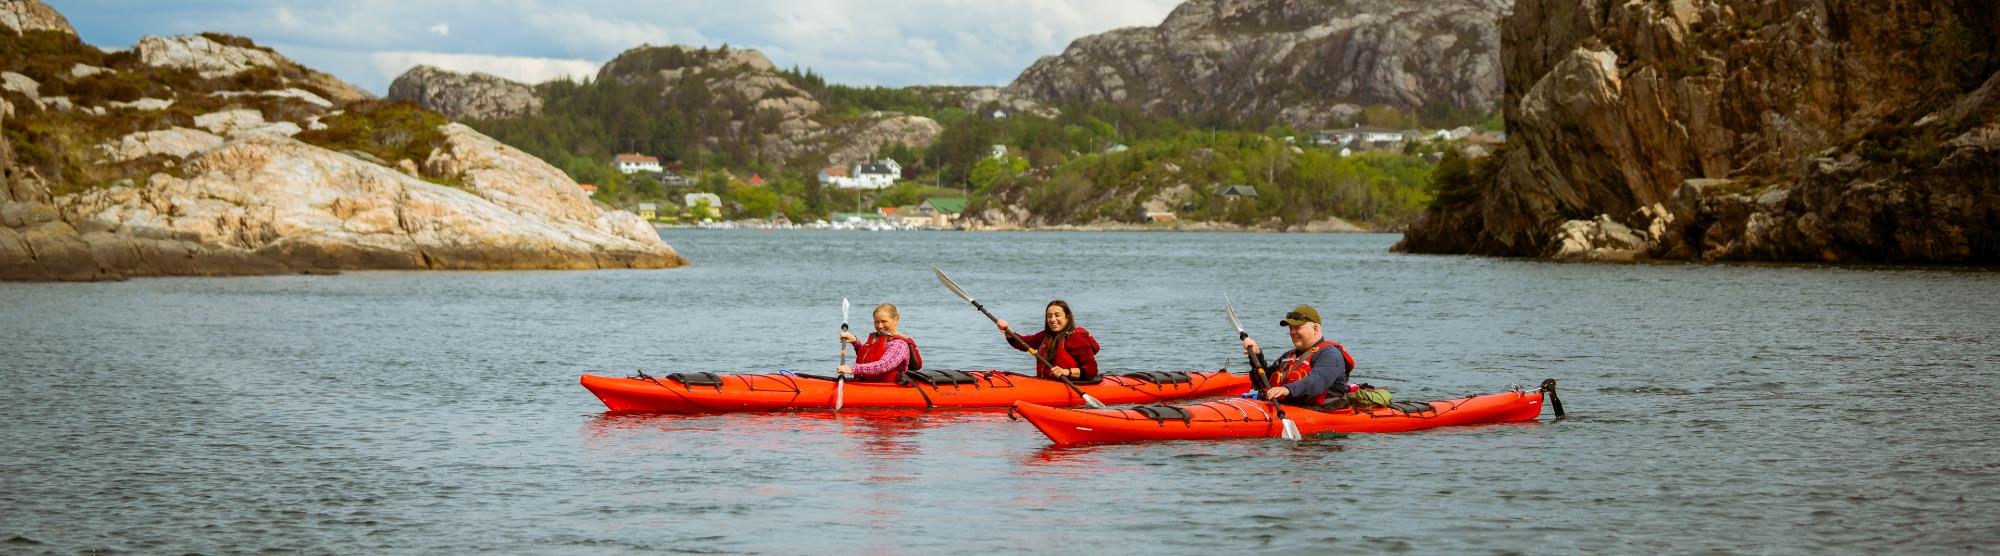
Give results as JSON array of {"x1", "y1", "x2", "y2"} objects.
[
  {"x1": 1, "y1": 125, "x2": 683, "y2": 281},
  {"x1": 128, "y1": 34, "x2": 372, "y2": 104},
  {"x1": 1007, "y1": 0, "x2": 1509, "y2": 128},
  {"x1": 0, "y1": 0, "x2": 72, "y2": 36},
  {"x1": 1397, "y1": 0, "x2": 1999, "y2": 263},
  {"x1": 135, "y1": 34, "x2": 290, "y2": 78},
  {"x1": 0, "y1": 3, "x2": 683, "y2": 281},
  {"x1": 387, "y1": 65, "x2": 543, "y2": 121}
]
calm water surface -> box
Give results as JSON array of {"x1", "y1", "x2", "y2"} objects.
[{"x1": 2, "y1": 230, "x2": 1997, "y2": 553}]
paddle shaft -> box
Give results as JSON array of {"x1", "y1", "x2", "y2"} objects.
[
  {"x1": 1240, "y1": 330, "x2": 1292, "y2": 423},
  {"x1": 967, "y1": 300, "x2": 1092, "y2": 397}
]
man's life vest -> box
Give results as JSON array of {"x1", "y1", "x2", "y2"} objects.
[
  {"x1": 1275, "y1": 339, "x2": 1354, "y2": 405},
  {"x1": 856, "y1": 333, "x2": 923, "y2": 383}
]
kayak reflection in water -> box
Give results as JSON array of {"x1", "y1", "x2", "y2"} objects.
[
  {"x1": 996, "y1": 299, "x2": 1100, "y2": 381},
  {"x1": 838, "y1": 303, "x2": 923, "y2": 383},
  {"x1": 1241, "y1": 304, "x2": 1356, "y2": 406}
]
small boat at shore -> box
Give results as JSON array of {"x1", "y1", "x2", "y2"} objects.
[
  {"x1": 1013, "y1": 380, "x2": 1563, "y2": 445},
  {"x1": 580, "y1": 369, "x2": 1252, "y2": 413}
]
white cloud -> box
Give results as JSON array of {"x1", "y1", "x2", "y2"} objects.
[
  {"x1": 370, "y1": 51, "x2": 599, "y2": 86},
  {"x1": 427, "y1": 22, "x2": 449, "y2": 36},
  {"x1": 517, "y1": 10, "x2": 689, "y2": 56}
]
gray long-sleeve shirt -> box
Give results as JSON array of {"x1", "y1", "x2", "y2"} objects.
[{"x1": 1252, "y1": 339, "x2": 1351, "y2": 404}]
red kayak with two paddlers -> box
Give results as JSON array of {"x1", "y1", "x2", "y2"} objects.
[
  {"x1": 580, "y1": 369, "x2": 1253, "y2": 413},
  {"x1": 1013, "y1": 379, "x2": 1565, "y2": 445}
]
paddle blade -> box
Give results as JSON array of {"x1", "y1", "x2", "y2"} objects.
[
  {"x1": 842, "y1": 297, "x2": 850, "y2": 325},
  {"x1": 1082, "y1": 393, "x2": 1107, "y2": 409},
  {"x1": 1280, "y1": 417, "x2": 1302, "y2": 441},
  {"x1": 1224, "y1": 293, "x2": 1246, "y2": 334},
  {"x1": 834, "y1": 376, "x2": 844, "y2": 412},
  {"x1": 933, "y1": 267, "x2": 975, "y2": 302}
]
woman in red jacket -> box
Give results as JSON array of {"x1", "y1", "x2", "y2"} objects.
[{"x1": 995, "y1": 300, "x2": 1099, "y2": 381}]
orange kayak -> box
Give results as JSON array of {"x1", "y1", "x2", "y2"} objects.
[
  {"x1": 1015, "y1": 381, "x2": 1561, "y2": 445},
  {"x1": 580, "y1": 370, "x2": 1251, "y2": 413}
]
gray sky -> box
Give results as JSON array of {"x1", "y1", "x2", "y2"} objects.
[{"x1": 47, "y1": 0, "x2": 1182, "y2": 94}]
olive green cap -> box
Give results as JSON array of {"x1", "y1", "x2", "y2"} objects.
[{"x1": 1279, "y1": 305, "x2": 1320, "y2": 327}]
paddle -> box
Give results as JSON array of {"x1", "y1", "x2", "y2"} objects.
[
  {"x1": 1226, "y1": 294, "x2": 1302, "y2": 441},
  {"x1": 836, "y1": 297, "x2": 849, "y2": 411},
  {"x1": 933, "y1": 267, "x2": 1107, "y2": 409}
]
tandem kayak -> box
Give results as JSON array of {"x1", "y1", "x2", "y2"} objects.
[
  {"x1": 580, "y1": 369, "x2": 1252, "y2": 413},
  {"x1": 1014, "y1": 379, "x2": 1565, "y2": 445}
]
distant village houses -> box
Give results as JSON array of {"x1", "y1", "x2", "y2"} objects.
[
  {"x1": 1215, "y1": 184, "x2": 1258, "y2": 199},
  {"x1": 818, "y1": 158, "x2": 903, "y2": 189},
  {"x1": 911, "y1": 197, "x2": 966, "y2": 228},
  {"x1": 614, "y1": 153, "x2": 662, "y2": 174}
]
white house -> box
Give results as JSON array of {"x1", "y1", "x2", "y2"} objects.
[
  {"x1": 1329, "y1": 126, "x2": 1407, "y2": 146},
  {"x1": 822, "y1": 158, "x2": 902, "y2": 189},
  {"x1": 853, "y1": 160, "x2": 898, "y2": 189},
  {"x1": 614, "y1": 153, "x2": 661, "y2": 174}
]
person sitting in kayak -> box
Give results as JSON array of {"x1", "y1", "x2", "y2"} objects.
[
  {"x1": 995, "y1": 300, "x2": 1100, "y2": 381},
  {"x1": 837, "y1": 303, "x2": 921, "y2": 383},
  {"x1": 1241, "y1": 304, "x2": 1354, "y2": 405}
]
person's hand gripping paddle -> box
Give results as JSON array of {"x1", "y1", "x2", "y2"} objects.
[{"x1": 1227, "y1": 294, "x2": 1301, "y2": 441}]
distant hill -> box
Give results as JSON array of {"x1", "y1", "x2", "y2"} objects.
[
  {"x1": 389, "y1": 45, "x2": 955, "y2": 173},
  {"x1": 1008, "y1": 0, "x2": 1509, "y2": 130}
]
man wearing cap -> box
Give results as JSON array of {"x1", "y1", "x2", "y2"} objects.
[{"x1": 1241, "y1": 304, "x2": 1356, "y2": 406}]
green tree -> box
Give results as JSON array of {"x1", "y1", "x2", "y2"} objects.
[{"x1": 968, "y1": 154, "x2": 1029, "y2": 193}]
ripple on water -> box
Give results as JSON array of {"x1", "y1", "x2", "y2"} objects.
[{"x1": 3, "y1": 231, "x2": 1999, "y2": 552}]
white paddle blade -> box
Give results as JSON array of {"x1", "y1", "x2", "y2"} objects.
[
  {"x1": 1224, "y1": 294, "x2": 1246, "y2": 333},
  {"x1": 834, "y1": 377, "x2": 844, "y2": 411},
  {"x1": 933, "y1": 267, "x2": 974, "y2": 302},
  {"x1": 842, "y1": 297, "x2": 850, "y2": 324},
  {"x1": 1083, "y1": 393, "x2": 1107, "y2": 409},
  {"x1": 1281, "y1": 418, "x2": 1302, "y2": 441}
]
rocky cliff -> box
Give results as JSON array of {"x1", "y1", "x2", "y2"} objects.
[
  {"x1": 0, "y1": 0, "x2": 71, "y2": 36},
  {"x1": 386, "y1": 65, "x2": 542, "y2": 121},
  {"x1": 1007, "y1": 0, "x2": 1509, "y2": 128},
  {"x1": 0, "y1": 1, "x2": 683, "y2": 281},
  {"x1": 1397, "y1": 0, "x2": 1999, "y2": 263}
]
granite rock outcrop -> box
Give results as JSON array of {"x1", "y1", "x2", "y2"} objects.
[{"x1": 1398, "y1": 0, "x2": 1999, "y2": 263}]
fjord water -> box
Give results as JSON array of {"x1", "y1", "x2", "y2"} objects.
[{"x1": 2, "y1": 231, "x2": 1996, "y2": 553}]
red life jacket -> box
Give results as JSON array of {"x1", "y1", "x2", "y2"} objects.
[
  {"x1": 1275, "y1": 339, "x2": 1354, "y2": 405},
  {"x1": 1024, "y1": 328, "x2": 1099, "y2": 380},
  {"x1": 855, "y1": 333, "x2": 922, "y2": 383}
]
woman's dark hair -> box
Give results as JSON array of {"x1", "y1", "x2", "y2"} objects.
[{"x1": 1044, "y1": 300, "x2": 1076, "y2": 334}]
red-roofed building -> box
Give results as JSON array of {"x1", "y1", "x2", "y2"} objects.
[
  {"x1": 578, "y1": 184, "x2": 598, "y2": 197},
  {"x1": 747, "y1": 173, "x2": 764, "y2": 186},
  {"x1": 614, "y1": 153, "x2": 662, "y2": 174}
]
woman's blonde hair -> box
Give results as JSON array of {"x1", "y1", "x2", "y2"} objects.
[{"x1": 874, "y1": 303, "x2": 900, "y2": 319}]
